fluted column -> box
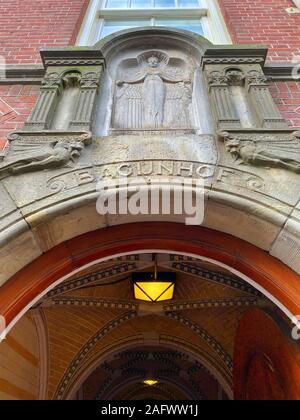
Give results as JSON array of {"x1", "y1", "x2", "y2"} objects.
[
  {"x1": 206, "y1": 70, "x2": 241, "y2": 129},
  {"x1": 25, "y1": 73, "x2": 62, "y2": 130},
  {"x1": 70, "y1": 70, "x2": 103, "y2": 131},
  {"x1": 246, "y1": 70, "x2": 287, "y2": 129}
]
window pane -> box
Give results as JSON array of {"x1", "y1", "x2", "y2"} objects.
[
  {"x1": 131, "y1": 0, "x2": 152, "y2": 7},
  {"x1": 101, "y1": 20, "x2": 150, "y2": 38},
  {"x1": 155, "y1": 19, "x2": 203, "y2": 35},
  {"x1": 178, "y1": 0, "x2": 200, "y2": 7},
  {"x1": 105, "y1": 0, "x2": 128, "y2": 8},
  {"x1": 155, "y1": 0, "x2": 176, "y2": 7}
]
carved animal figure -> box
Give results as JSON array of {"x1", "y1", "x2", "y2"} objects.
[
  {"x1": 223, "y1": 131, "x2": 300, "y2": 173},
  {"x1": 0, "y1": 139, "x2": 84, "y2": 178}
]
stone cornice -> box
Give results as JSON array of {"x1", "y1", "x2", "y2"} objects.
[
  {"x1": 0, "y1": 62, "x2": 294, "y2": 85},
  {"x1": 40, "y1": 48, "x2": 105, "y2": 69},
  {"x1": 0, "y1": 65, "x2": 45, "y2": 84},
  {"x1": 264, "y1": 62, "x2": 299, "y2": 80},
  {"x1": 202, "y1": 45, "x2": 268, "y2": 67}
]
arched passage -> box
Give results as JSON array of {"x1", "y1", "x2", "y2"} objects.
[
  {"x1": 1, "y1": 222, "x2": 300, "y2": 338},
  {"x1": 0, "y1": 222, "x2": 299, "y2": 400}
]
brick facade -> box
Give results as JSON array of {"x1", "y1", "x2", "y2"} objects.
[
  {"x1": 219, "y1": 0, "x2": 300, "y2": 61},
  {"x1": 0, "y1": 0, "x2": 300, "y2": 150},
  {"x1": 270, "y1": 81, "x2": 300, "y2": 127},
  {"x1": 0, "y1": 0, "x2": 89, "y2": 65},
  {"x1": 0, "y1": 85, "x2": 39, "y2": 148}
]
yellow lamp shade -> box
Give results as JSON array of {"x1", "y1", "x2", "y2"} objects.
[
  {"x1": 143, "y1": 379, "x2": 158, "y2": 387},
  {"x1": 133, "y1": 272, "x2": 176, "y2": 302},
  {"x1": 134, "y1": 282, "x2": 175, "y2": 302}
]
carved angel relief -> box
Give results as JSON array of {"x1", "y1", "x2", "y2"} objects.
[
  {"x1": 222, "y1": 131, "x2": 300, "y2": 173},
  {"x1": 0, "y1": 133, "x2": 90, "y2": 178},
  {"x1": 112, "y1": 51, "x2": 193, "y2": 130}
]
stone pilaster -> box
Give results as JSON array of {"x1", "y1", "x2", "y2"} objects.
[
  {"x1": 24, "y1": 49, "x2": 106, "y2": 133},
  {"x1": 246, "y1": 69, "x2": 287, "y2": 129},
  {"x1": 70, "y1": 70, "x2": 103, "y2": 131},
  {"x1": 206, "y1": 70, "x2": 241, "y2": 129},
  {"x1": 25, "y1": 72, "x2": 62, "y2": 130}
]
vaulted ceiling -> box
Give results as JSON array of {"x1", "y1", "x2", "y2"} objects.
[{"x1": 31, "y1": 253, "x2": 276, "y2": 400}]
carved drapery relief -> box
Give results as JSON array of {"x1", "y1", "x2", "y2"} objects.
[
  {"x1": 112, "y1": 51, "x2": 193, "y2": 130},
  {"x1": 221, "y1": 131, "x2": 300, "y2": 173}
]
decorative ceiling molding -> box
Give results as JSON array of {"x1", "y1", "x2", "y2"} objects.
[
  {"x1": 45, "y1": 295, "x2": 260, "y2": 311},
  {"x1": 46, "y1": 262, "x2": 139, "y2": 298},
  {"x1": 54, "y1": 311, "x2": 138, "y2": 400},
  {"x1": 169, "y1": 261, "x2": 262, "y2": 296},
  {"x1": 166, "y1": 312, "x2": 233, "y2": 371},
  {"x1": 164, "y1": 296, "x2": 259, "y2": 311},
  {"x1": 47, "y1": 296, "x2": 139, "y2": 311}
]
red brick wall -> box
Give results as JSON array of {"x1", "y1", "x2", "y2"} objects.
[
  {"x1": 0, "y1": 85, "x2": 39, "y2": 148},
  {"x1": 0, "y1": 0, "x2": 89, "y2": 65},
  {"x1": 270, "y1": 81, "x2": 300, "y2": 126},
  {"x1": 219, "y1": 0, "x2": 300, "y2": 61},
  {"x1": 0, "y1": 1, "x2": 300, "y2": 64}
]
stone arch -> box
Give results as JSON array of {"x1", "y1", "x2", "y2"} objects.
[
  {"x1": 61, "y1": 332, "x2": 233, "y2": 401},
  {"x1": 1, "y1": 222, "x2": 300, "y2": 344}
]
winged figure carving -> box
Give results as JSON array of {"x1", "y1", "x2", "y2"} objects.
[
  {"x1": 113, "y1": 51, "x2": 193, "y2": 130},
  {"x1": 0, "y1": 139, "x2": 84, "y2": 178},
  {"x1": 222, "y1": 131, "x2": 300, "y2": 173}
]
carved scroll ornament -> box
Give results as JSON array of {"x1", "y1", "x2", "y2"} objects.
[{"x1": 222, "y1": 131, "x2": 300, "y2": 173}]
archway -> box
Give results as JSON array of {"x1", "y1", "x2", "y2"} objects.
[
  {"x1": 1, "y1": 222, "x2": 300, "y2": 335},
  {"x1": 0, "y1": 223, "x2": 299, "y2": 400}
]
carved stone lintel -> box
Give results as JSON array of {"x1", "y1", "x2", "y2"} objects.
[
  {"x1": 221, "y1": 130, "x2": 300, "y2": 173},
  {"x1": 0, "y1": 131, "x2": 91, "y2": 179}
]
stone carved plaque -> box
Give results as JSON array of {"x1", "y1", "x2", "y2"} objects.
[
  {"x1": 112, "y1": 51, "x2": 193, "y2": 130},
  {"x1": 0, "y1": 132, "x2": 91, "y2": 179},
  {"x1": 221, "y1": 131, "x2": 300, "y2": 173}
]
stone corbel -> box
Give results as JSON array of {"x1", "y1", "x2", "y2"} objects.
[{"x1": 24, "y1": 49, "x2": 105, "y2": 132}]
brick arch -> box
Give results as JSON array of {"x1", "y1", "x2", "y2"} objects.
[
  {"x1": 0, "y1": 222, "x2": 300, "y2": 339},
  {"x1": 234, "y1": 308, "x2": 300, "y2": 400},
  {"x1": 63, "y1": 333, "x2": 233, "y2": 401}
]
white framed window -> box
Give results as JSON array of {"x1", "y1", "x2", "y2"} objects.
[{"x1": 76, "y1": 0, "x2": 231, "y2": 45}]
